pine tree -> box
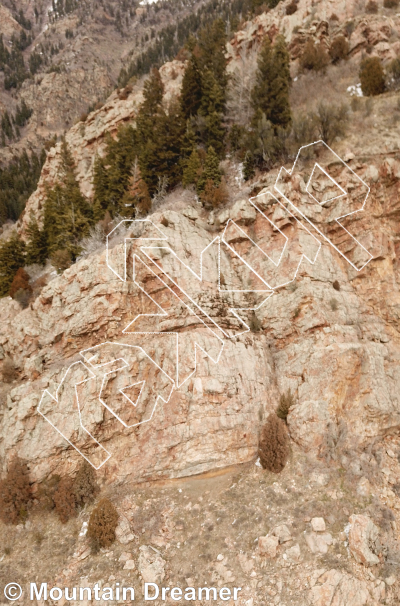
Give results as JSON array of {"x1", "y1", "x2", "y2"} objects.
[
  {"x1": 197, "y1": 145, "x2": 221, "y2": 192},
  {"x1": 200, "y1": 70, "x2": 226, "y2": 156},
  {"x1": 269, "y1": 35, "x2": 292, "y2": 128},
  {"x1": 43, "y1": 140, "x2": 93, "y2": 260},
  {"x1": 180, "y1": 53, "x2": 203, "y2": 120},
  {"x1": 198, "y1": 19, "x2": 228, "y2": 100},
  {"x1": 0, "y1": 232, "x2": 26, "y2": 297},
  {"x1": 182, "y1": 148, "x2": 202, "y2": 187},
  {"x1": 136, "y1": 68, "x2": 164, "y2": 142},
  {"x1": 139, "y1": 100, "x2": 186, "y2": 195},
  {"x1": 25, "y1": 214, "x2": 48, "y2": 265},
  {"x1": 120, "y1": 159, "x2": 151, "y2": 216},
  {"x1": 92, "y1": 155, "x2": 109, "y2": 220},
  {"x1": 243, "y1": 151, "x2": 255, "y2": 181},
  {"x1": 251, "y1": 35, "x2": 292, "y2": 130}
]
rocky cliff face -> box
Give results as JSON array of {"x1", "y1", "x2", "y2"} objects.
[
  {"x1": 3, "y1": 142, "x2": 400, "y2": 488},
  {"x1": 2, "y1": 0, "x2": 400, "y2": 489}
]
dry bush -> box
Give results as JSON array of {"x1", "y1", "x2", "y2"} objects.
[
  {"x1": 292, "y1": 112, "x2": 317, "y2": 150},
  {"x1": 201, "y1": 178, "x2": 229, "y2": 209},
  {"x1": 276, "y1": 389, "x2": 295, "y2": 421},
  {"x1": 118, "y1": 84, "x2": 133, "y2": 100},
  {"x1": 360, "y1": 56, "x2": 385, "y2": 96},
  {"x1": 87, "y1": 498, "x2": 119, "y2": 550},
  {"x1": 73, "y1": 460, "x2": 99, "y2": 508},
  {"x1": 259, "y1": 414, "x2": 290, "y2": 473},
  {"x1": 9, "y1": 268, "x2": 31, "y2": 298},
  {"x1": 286, "y1": 0, "x2": 298, "y2": 14},
  {"x1": 13, "y1": 289, "x2": 31, "y2": 308},
  {"x1": 0, "y1": 458, "x2": 32, "y2": 524},
  {"x1": 313, "y1": 101, "x2": 348, "y2": 145},
  {"x1": 366, "y1": 0, "x2": 378, "y2": 11},
  {"x1": 330, "y1": 12, "x2": 339, "y2": 20},
  {"x1": 35, "y1": 475, "x2": 61, "y2": 511},
  {"x1": 300, "y1": 39, "x2": 330, "y2": 72},
  {"x1": 384, "y1": 0, "x2": 398, "y2": 7},
  {"x1": 329, "y1": 36, "x2": 349, "y2": 63},
  {"x1": 53, "y1": 477, "x2": 77, "y2": 523},
  {"x1": 31, "y1": 274, "x2": 49, "y2": 299},
  {"x1": 2, "y1": 357, "x2": 18, "y2": 383},
  {"x1": 51, "y1": 249, "x2": 72, "y2": 273},
  {"x1": 79, "y1": 112, "x2": 88, "y2": 123}
]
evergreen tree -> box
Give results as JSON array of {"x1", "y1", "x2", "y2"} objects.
[
  {"x1": 243, "y1": 151, "x2": 255, "y2": 181},
  {"x1": 180, "y1": 53, "x2": 203, "y2": 120},
  {"x1": 93, "y1": 126, "x2": 138, "y2": 217},
  {"x1": 25, "y1": 214, "x2": 48, "y2": 265},
  {"x1": 139, "y1": 100, "x2": 186, "y2": 194},
  {"x1": 43, "y1": 140, "x2": 93, "y2": 260},
  {"x1": 198, "y1": 19, "x2": 228, "y2": 99},
  {"x1": 269, "y1": 35, "x2": 292, "y2": 128},
  {"x1": 182, "y1": 148, "x2": 202, "y2": 187},
  {"x1": 197, "y1": 145, "x2": 221, "y2": 192},
  {"x1": 251, "y1": 35, "x2": 292, "y2": 130},
  {"x1": 136, "y1": 68, "x2": 164, "y2": 142},
  {"x1": 92, "y1": 155, "x2": 109, "y2": 220},
  {"x1": 199, "y1": 70, "x2": 226, "y2": 156},
  {"x1": 0, "y1": 232, "x2": 26, "y2": 297}
]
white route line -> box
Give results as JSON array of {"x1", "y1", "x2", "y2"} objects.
[
  {"x1": 275, "y1": 140, "x2": 373, "y2": 271},
  {"x1": 80, "y1": 342, "x2": 175, "y2": 428},
  {"x1": 37, "y1": 143, "x2": 374, "y2": 468},
  {"x1": 123, "y1": 253, "x2": 225, "y2": 388},
  {"x1": 37, "y1": 361, "x2": 112, "y2": 470},
  {"x1": 222, "y1": 190, "x2": 322, "y2": 291}
]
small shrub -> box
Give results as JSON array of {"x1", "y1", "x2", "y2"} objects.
[
  {"x1": 330, "y1": 12, "x2": 339, "y2": 20},
  {"x1": 0, "y1": 458, "x2": 32, "y2": 524},
  {"x1": 201, "y1": 178, "x2": 229, "y2": 209},
  {"x1": 384, "y1": 0, "x2": 398, "y2": 8},
  {"x1": 53, "y1": 476, "x2": 77, "y2": 523},
  {"x1": 2, "y1": 357, "x2": 18, "y2": 383},
  {"x1": 333, "y1": 280, "x2": 340, "y2": 291},
  {"x1": 286, "y1": 0, "x2": 298, "y2": 14},
  {"x1": 51, "y1": 249, "x2": 72, "y2": 273},
  {"x1": 366, "y1": 0, "x2": 378, "y2": 11},
  {"x1": 4, "y1": 546, "x2": 11, "y2": 555},
  {"x1": 87, "y1": 498, "x2": 119, "y2": 550},
  {"x1": 249, "y1": 311, "x2": 262, "y2": 332},
  {"x1": 79, "y1": 112, "x2": 88, "y2": 123},
  {"x1": 329, "y1": 36, "x2": 349, "y2": 63},
  {"x1": 73, "y1": 460, "x2": 99, "y2": 508},
  {"x1": 259, "y1": 414, "x2": 290, "y2": 473},
  {"x1": 300, "y1": 39, "x2": 330, "y2": 72},
  {"x1": 13, "y1": 288, "x2": 32, "y2": 309},
  {"x1": 330, "y1": 298, "x2": 339, "y2": 311},
  {"x1": 293, "y1": 306, "x2": 301, "y2": 319},
  {"x1": 36, "y1": 474, "x2": 61, "y2": 511},
  {"x1": 292, "y1": 112, "x2": 317, "y2": 148},
  {"x1": 313, "y1": 101, "x2": 348, "y2": 145},
  {"x1": 9, "y1": 268, "x2": 31, "y2": 298},
  {"x1": 359, "y1": 56, "x2": 385, "y2": 96},
  {"x1": 276, "y1": 389, "x2": 295, "y2": 421}
]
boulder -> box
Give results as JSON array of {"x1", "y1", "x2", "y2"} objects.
[
  {"x1": 348, "y1": 515, "x2": 380, "y2": 566},
  {"x1": 258, "y1": 535, "x2": 279, "y2": 558},
  {"x1": 138, "y1": 546, "x2": 166, "y2": 584}
]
